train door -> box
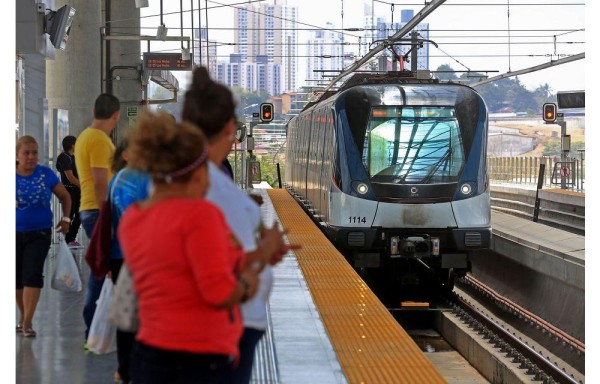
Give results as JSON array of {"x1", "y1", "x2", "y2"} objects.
[
  {"x1": 320, "y1": 112, "x2": 334, "y2": 222},
  {"x1": 313, "y1": 110, "x2": 325, "y2": 217},
  {"x1": 301, "y1": 112, "x2": 313, "y2": 199},
  {"x1": 307, "y1": 112, "x2": 321, "y2": 208}
]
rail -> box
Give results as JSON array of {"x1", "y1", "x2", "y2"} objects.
[{"x1": 488, "y1": 156, "x2": 585, "y2": 192}]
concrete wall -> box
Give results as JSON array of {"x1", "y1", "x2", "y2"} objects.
[{"x1": 46, "y1": 0, "x2": 102, "y2": 139}]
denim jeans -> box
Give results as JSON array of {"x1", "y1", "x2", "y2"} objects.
[
  {"x1": 231, "y1": 328, "x2": 265, "y2": 384},
  {"x1": 80, "y1": 210, "x2": 105, "y2": 340}
]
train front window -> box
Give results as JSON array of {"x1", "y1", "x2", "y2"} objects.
[{"x1": 362, "y1": 106, "x2": 465, "y2": 184}]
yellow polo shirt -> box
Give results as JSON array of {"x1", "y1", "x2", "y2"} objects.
[{"x1": 75, "y1": 127, "x2": 115, "y2": 211}]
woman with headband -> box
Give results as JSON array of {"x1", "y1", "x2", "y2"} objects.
[
  {"x1": 182, "y1": 67, "x2": 300, "y2": 384},
  {"x1": 118, "y1": 111, "x2": 260, "y2": 383}
]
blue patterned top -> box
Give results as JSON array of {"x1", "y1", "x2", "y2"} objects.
[
  {"x1": 16, "y1": 165, "x2": 60, "y2": 231},
  {"x1": 109, "y1": 168, "x2": 152, "y2": 260}
]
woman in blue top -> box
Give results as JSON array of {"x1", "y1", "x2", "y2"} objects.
[
  {"x1": 108, "y1": 138, "x2": 152, "y2": 384},
  {"x1": 16, "y1": 135, "x2": 72, "y2": 338}
]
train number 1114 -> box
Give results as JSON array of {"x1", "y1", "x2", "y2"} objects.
[{"x1": 349, "y1": 216, "x2": 366, "y2": 223}]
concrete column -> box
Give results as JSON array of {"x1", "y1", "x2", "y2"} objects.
[
  {"x1": 46, "y1": 0, "x2": 102, "y2": 138},
  {"x1": 21, "y1": 54, "x2": 50, "y2": 165},
  {"x1": 46, "y1": 0, "x2": 141, "y2": 144},
  {"x1": 107, "y1": 0, "x2": 142, "y2": 142}
]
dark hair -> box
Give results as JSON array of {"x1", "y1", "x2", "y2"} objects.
[
  {"x1": 62, "y1": 135, "x2": 76, "y2": 152},
  {"x1": 128, "y1": 110, "x2": 207, "y2": 184},
  {"x1": 94, "y1": 93, "x2": 121, "y2": 119},
  {"x1": 112, "y1": 138, "x2": 129, "y2": 173},
  {"x1": 182, "y1": 66, "x2": 236, "y2": 140}
]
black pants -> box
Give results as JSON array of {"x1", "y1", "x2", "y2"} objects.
[
  {"x1": 64, "y1": 186, "x2": 81, "y2": 243},
  {"x1": 110, "y1": 259, "x2": 135, "y2": 384},
  {"x1": 16, "y1": 229, "x2": 52, "y2": 289},
  {"x1": 131, "y1": 341, "x2": 234, "y2": 384}
]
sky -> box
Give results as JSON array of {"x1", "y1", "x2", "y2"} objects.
[{"x1": 138, "y1": 0, "x2": 586, "y2": 94}]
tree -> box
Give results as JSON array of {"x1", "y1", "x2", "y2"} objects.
[{"x1": 435, "y1": 64, "x2": 458, "y2": 81}]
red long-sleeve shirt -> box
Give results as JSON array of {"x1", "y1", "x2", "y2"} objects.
[{"x1": 119, "y1": 198, "x2": 244, "y2": 357}]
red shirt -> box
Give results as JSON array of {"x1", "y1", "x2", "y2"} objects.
[{"x1": 118, "y1": 198, "x2": 244, "y2": 356}]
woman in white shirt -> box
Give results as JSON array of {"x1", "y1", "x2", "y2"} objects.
[{"x1": 182, "y1": 66, "x2": 299, "y2": 384}]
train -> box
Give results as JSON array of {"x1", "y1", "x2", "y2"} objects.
[{"x1": 284, "y1": 71, "x2": 491, "y2": 291}]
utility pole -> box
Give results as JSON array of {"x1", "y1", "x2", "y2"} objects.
[{"x1": 410, "y1": 30, "x2": 418, "y2": 72}]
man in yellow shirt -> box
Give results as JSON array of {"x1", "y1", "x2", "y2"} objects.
[{"x1": 75, "y1": 93, "x2": 120, "y2": 345}]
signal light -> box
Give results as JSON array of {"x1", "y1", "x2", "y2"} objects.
[
  {"x1": 542, "y1": 103, "x2": 557, "y2": 123},
  {"x1": 260, "y1": 103, "x2": 274, "y2": 122}
]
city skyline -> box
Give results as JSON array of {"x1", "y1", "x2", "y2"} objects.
[{"x1": 140, "y1": 0, "x2": 585, "y2": 95}]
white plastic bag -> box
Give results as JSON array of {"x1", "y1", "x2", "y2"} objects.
[
  {"x1": 51, "y1": 237, "x2": 83, "y2": 292},
  {"x1": 87, "y1": 279, "x2": 117, "y2": 354},
  {"x1": 108, "y1": 262, "x2": 139, "y2": 332}
]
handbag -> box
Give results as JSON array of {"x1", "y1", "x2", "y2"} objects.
[
  {"x1": 108, "y1": 262, "x2": 139, "y2": 332},
  {"x1": 87, "y1": 278, "x2": 117, "y2": 354},
  {"x1": 85, "y1": 171, "x2": 122, "y2": 279},
  {"x1": 51, "y1": 236, "x2": 83, "y2": 292}
]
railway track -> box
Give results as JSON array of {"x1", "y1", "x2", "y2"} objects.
[
  {"x1": 450, "y1": 276, "x2": 583, "y2": 384},
  {"x1": 376, "y1": 274, "x2": 584, "y2": 384}
]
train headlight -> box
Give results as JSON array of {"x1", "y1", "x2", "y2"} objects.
[
  {"x1": 460, "y1": 183, "x2": 472, "y2": 195},
  {"x1": 356, "y1": 183, "x2": 369, "y2": 194}
]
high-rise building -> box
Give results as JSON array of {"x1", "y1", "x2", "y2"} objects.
[
  {"x1": 193, "y1": 28, "x2": 217, "y2": 75},
  {"x1": 363, "y1": 8, "x2": 430, "y2": 71},
  {"x1": 306, "y1": 22, "x2": 344, "y2": 85},
  {"x1": 234, "y1": 1, "x2": 298, "y2": 94}
]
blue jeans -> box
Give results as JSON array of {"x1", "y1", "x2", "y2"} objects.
[
  {"x1": 80, "y1": 210, "x2": 105, "y2": 340},
  {"x1": 231, "y1": 328, "x2": 265, "y2": 384}
]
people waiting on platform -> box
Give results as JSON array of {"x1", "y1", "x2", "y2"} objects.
[
  {"x1": 75, "y1": 93, "x2": 120, "y2": 346},
  {"x1": 55, "y1": 135, "x2": 82, "y2": 245},
  {"x1": 118, "y1": 111, "x2": 261, "y2": 383},
  {"x1": 107, "y1": 138, "x2": 152, "y2": 384},
  {"x1": 16, "y1": 135, "x2": 72, "y2": 338},
  {"x1": 182, "y1": 66, "x2": 300, "y2": 384}
]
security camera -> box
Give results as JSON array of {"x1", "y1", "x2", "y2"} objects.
[{"x1": 37, "y1": 2, "x2": 46, "y2": 13}]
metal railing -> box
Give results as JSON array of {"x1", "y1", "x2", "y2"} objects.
[{"x1": 488, "y1": 156, "x2": 585, "y2": 192}]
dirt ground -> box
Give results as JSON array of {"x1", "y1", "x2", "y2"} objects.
[{"x1": 491, "y1": 122, "x2": 585, "y2": 157}]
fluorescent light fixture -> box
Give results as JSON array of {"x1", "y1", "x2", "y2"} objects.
[{"x1": 45, "y1": 5, "x2": 76, "y2": 50}]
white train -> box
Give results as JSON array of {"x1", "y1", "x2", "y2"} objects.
[{"x1": 285, "y1": 72, "x2": 491, "y2": 291}]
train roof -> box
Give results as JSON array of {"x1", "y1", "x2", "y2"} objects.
[{"x1": 297, "y1": 71, "x2": 476, "y2": 115}]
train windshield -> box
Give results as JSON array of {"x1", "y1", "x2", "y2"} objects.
[{"x1": 363, "y1": 106, "x2": 465, "y2": 184}]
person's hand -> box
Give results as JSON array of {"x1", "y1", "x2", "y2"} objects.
[
  {"x1": 249, "y1": 194, "x2": 264, "y2": 206},
  {"x1": 269, "y1": 242, "x2": 302, "y2": 265},
  {"x1": 56, "y1": 220, "x2": 70, "y2": 234}
]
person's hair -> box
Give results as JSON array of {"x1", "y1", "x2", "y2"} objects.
[
  {"x1": 94, "y1": 93, "x2": 121, "y2": 119},
  {"x1": 62, "y1": 135, "x2": 76, "y2": 152},
  {"x1": 181, "y1": 66, "x2": 236, "y2": 140},
  {"x1": 16, "y1": 135, "x2": 37, "y2": 152},
  {"x1": 112, "y1": 138, "x2": 129, "y2": 173},
  {"x1": 128, "y1": 110, "x2": 207, "y2": 184}
]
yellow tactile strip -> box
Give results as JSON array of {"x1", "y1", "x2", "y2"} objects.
[{"x1": 268, "y1": 189, "x2": 447, "y2": 384}]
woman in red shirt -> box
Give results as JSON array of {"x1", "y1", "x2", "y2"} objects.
[{"x1": 118, "y1": 111, "x2": 259, "y2": 383}]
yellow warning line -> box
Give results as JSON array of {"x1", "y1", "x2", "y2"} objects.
[{"x1": 268, "y1": 189, "x2": 447, "y2": 384}]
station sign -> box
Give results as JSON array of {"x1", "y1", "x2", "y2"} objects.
[{"x1": 143, "y1": 52, "x2": 192, "y2": 71}]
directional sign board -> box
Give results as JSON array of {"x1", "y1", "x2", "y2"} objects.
[{"x1": 143, "y1": 52, "x2": 192, "y2": 71}]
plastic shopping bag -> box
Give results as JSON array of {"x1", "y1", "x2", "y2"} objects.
[
  {"x1": 87, "y1": 279, "x2": 117, "y2": 354},
  {"x1": 108, "y1": 262, "x2": 139, "y2": 332},
  {"x1": 51, "y1": 237, "x2": 83, "y2": 292}
]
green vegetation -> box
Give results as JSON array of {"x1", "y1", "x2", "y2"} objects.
[
  {"x1": 436, "y1": 64, "x2": 556, "y2": 113},
  {"x1": 541, "y1": 141, "x2": 585, "y2": 157}
]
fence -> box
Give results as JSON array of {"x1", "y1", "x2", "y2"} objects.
[{"x1": 488, "y1": 156, "x2": 585, "y2": 191}]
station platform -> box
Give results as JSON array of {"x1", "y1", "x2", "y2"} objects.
[{"x1": 15, "y1": 187, "x2": 585, "y2": 384}]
